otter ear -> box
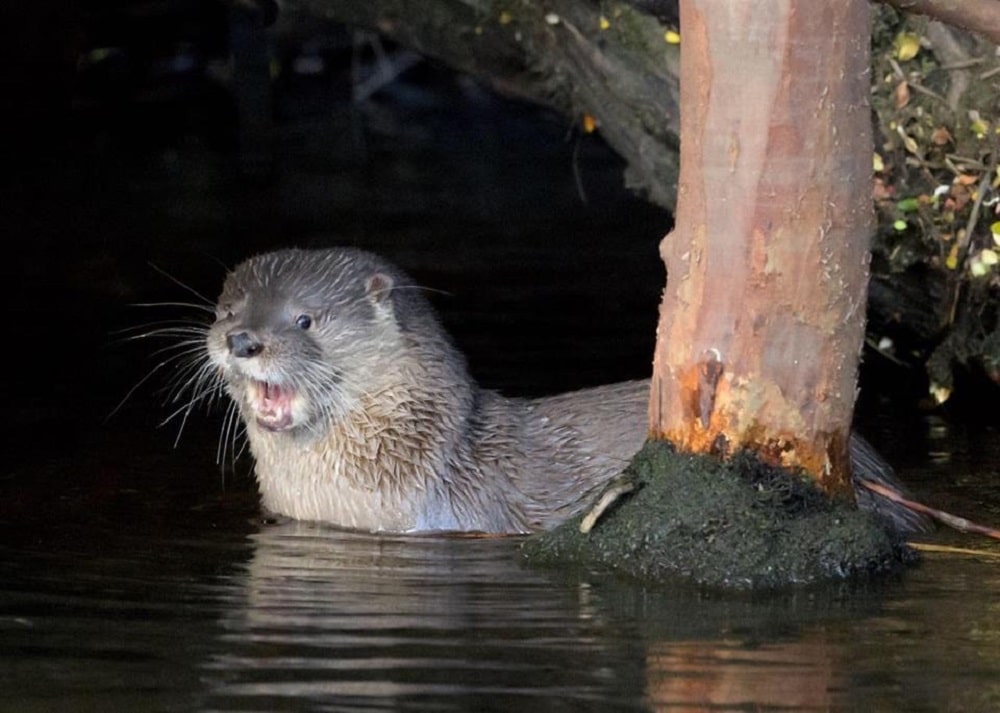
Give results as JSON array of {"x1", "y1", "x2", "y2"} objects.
[{"x1": 365, "y1": 272, "x2": 396, "y2": 314}]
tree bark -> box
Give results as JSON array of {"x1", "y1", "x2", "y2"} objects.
[{"x1": 649, "y1": 1, "x2": 873, "y2": 495}]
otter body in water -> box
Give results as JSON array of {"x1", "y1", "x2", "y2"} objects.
[{"x1": 205, "y1": 247, "x2": 926, "y2": 535}]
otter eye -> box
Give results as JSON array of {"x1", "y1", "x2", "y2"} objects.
[{"x1": 295, "y1": 314, "x2": 312, "y2": 330}]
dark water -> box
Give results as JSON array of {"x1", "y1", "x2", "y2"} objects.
[
  {"x1": 4, "y1": 22, "x2": 1000, "y2": 712},
  {"x1": 4, "y1": 401, "x2": 1000, "y2": 713}
]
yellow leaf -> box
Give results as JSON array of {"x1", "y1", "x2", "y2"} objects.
[
  {"x1": 664, "y1": 29, "x2": 680, "y2": 44},
  {"x1": 970, "y1": 257, "x2": 988, "y2": 277},
  {"x1": 929, "y1": 382, "x2": 951, "y2": 405},
  {"x1": 991, "y1": 220, "x2": 1000, "y2": 245},
  {"x1": 896, "y1": 125, "x2": 918, "y2": 154},
  {"x1": 599, "y1": 15, "x2": 610, "y2": 30},
  {"x1": 582, "y1": 114, "x2": 598, "y2": 134},
  {"x1": 873, "y1": 153, "x2": 884, "y2": 173},
  {"x1": 981, "y1": 248, "x2": 999, "y2": 266},
  {"x1": 946, "y1": 243, "x2": 960, "y2": 270},
  {"x1": 894, "y1": 32, "x2": 921, "y2": 61},
  {"x1": 499, "y1": 10, "x2": 513, "y2": 25}
]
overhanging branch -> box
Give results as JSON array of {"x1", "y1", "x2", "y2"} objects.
[{"x1": 279, "y1": 0, "x2": 681, "y2": 208}]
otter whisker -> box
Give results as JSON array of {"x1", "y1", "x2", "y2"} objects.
[
  {"x1": 129, "y1": 300, "x2": 216, "y2": 312},
  {"x1": 139, "y1": 339, "x2": 224, "y2": 443},
  {"x1": 110, "y1": 308, "x2": 215, "y2": 417},
  {"x1": 145, "y1": 262, "x2": 217, "y2": 307},
  {"x1": 152, "y1": 352, "x2": 214, "y2": 406},
  {"x1": 160, "y1": 379, "x2": 218, "y2": 438},
  {"x1": 216, "y1": 400, "x2": 247, "y2": 472},
  {"x1": 107, "y1": 358, "x2": 178, "y2": 421},
  {"x1": 286, "y1": 352, "x2": 351, "y2": 426},
  {"x1": 113, "y1": 322, "x2": 210, "y2": 342},
  {"x1": 365, "y1": 283, "x2": 453, "y2": 301},
  {"x1": 149, "y1": 340, "x2": 210, "y2": 370},
  {"x1": 160, "y1": 344, "x2": 214, "y2": 385}
]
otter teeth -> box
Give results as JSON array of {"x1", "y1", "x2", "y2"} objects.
[{"x1": 249, "y1": 380, "x2": 295, "y2": 431}]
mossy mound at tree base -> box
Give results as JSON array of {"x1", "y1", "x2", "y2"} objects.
[{"x1": 523, "y1": 440, "x2": 918, "y2": 589}]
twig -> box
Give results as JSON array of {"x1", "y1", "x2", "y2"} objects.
[
  {"x1": 580, "y1": 478, "x2": 636, "y2": 533},
  {"x1": 351, "y1": 32, "x2": 423, "y2": 104},
  {"x1": 858, "y1": 477, "x2": 1000, "y2": 540},
  {"x1": 906, "y1": 80, "x2": 950, "y2": 107},
  {"x1": 944, "y1": 154, "x2": 988, "y2": 173},
  {"x1": 937, "y1": 58, "x2": 986, "y2": 72},
  {"x1": 910, "y1": 542, "x2": 1000, "y2": 558}
]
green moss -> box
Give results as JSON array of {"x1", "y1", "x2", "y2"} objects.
[{"x1": 523, "y1": 440, "x2": 916, "y2": 589}]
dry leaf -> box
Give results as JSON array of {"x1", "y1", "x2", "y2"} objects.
[
  {"x1": 931, "y1": 126, "x2": 952, "y2": 145},
  {"x1": 894, "y1": 81, "x2": 910, "y2": 108}
]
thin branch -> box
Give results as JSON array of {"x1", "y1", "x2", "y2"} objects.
[{"x1": 859, "y1": 478, "x2": 1000, "y2": 540}]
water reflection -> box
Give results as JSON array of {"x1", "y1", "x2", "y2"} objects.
[
  {"x1": 205, "y1": 523, "x2": 646, "y2": 711},
  {"x1": 645, "y1": 639, "x2": 840, "y2": 711},
  {"x1": 199, "y1": 522, "x2": 912, "y2": 712},
  {"x1": 4, "y1": 491, "x2": 1000, "y2": 712}
]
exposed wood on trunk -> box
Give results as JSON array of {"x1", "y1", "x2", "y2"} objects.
[{"x1": 649, "y1": 1, "x2": 874, "y2": 495}]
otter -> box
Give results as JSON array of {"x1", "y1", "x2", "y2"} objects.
[{"x1": 203, "y1": 247, "x2": 927, "y2": 535}]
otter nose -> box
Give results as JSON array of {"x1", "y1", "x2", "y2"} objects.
[{"x1": 226, "y1": 331, "x2": 264, "y2": 358}]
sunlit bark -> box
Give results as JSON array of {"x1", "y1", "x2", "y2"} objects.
[{"x1": 649, "y1": 1, "x2": 873, "y2": 495}]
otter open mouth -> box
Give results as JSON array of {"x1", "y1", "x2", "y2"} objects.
[{"x1": 250, "y1": 380, "x2": 295, "y2": 431}]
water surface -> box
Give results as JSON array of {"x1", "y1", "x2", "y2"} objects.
[{"x1": 3, "y1": 396, "x2": 1000, "y2": 712}]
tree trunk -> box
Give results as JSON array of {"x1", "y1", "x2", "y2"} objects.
[{"x1": 649, "y1": 1, "x2": 873, "y2": 496}]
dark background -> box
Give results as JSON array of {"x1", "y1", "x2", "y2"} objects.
[{"x1": 1, "y1": 1, "x2": 675, "y2": 535}]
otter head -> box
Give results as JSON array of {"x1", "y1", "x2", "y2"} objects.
[{"x1": 206, "y1": 248, "x2": 456, "y2": 438}]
